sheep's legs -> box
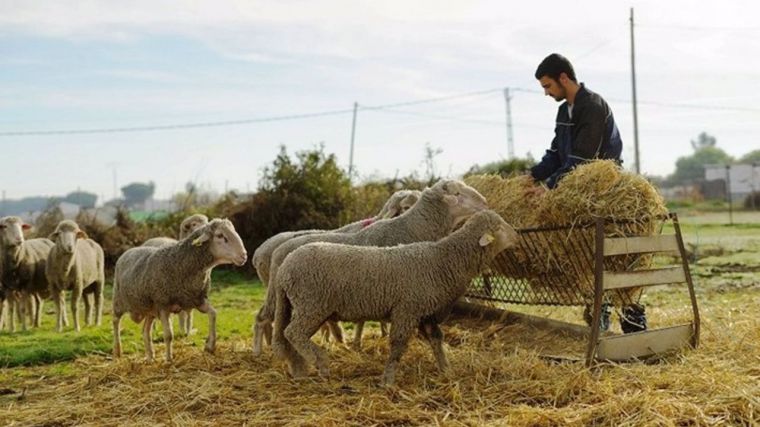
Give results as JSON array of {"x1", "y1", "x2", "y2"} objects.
[
  {"x1": 284, "y1": 310, "x2": 330, "y2": 378},
  {"x1": 197, "y1": 299, "x2": 217, "y2": 353},
  {"x1": 61, "y1": 302, "x2": 69, "y2": 327},
  {"x1": 18, "y1": 292, "x2": 28, "y2": 331},
  {"x1": 8, "y1": 293, "x2": 16, "y2": 332},
  {"x1": 380, "y1": 321, "x2": 388, "y2": 337},
  {"x1": 71, "y1": 287, "x2": 83, "y2": 332},
  {"x1": 83, "y1": 293, "x2": 93, "y2": 326},
  {"x1": 54, "y1": 290, "x2": 66, "y2": 332},
  {"x1": 0, "y1": 299, "x2": 6, "y2": 331},
  {"x1": 33, "y1": 293, "x2": 43, "y2": 328},
  {"x1": 382, "y1": 321, "x2": 415, "y2": 386},
  {"x1": 95, "y1": 281, "x2": 104, "y2": 327},
  {"x1": 252, "y1": 291, "x2": 275, "y2": 355},
  {"x1": 351, "y1": 322, "x2": 365, "y2": 350},
  {"x1": 112, "y1": 312, "x2": 123, "y2": 358},
  {"x1": 419, "y1": 322, "x2": 449, "y2": 372},
  {"x1": 326, "y1": 321, "x2": 343, "y2": 344},
  {"x1": 142, "y1": 315, "x2": 156, "y2": 361},
  {"x1": 159, "y1": 310, "x2": 174, "y2": 361},
  {"x1": 178, "y1": 310, "x2": 194, "y2": 336}
]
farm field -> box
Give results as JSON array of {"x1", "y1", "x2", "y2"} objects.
[{"x1": 1, "y1": 212, "x2": 759, "y2": 426}]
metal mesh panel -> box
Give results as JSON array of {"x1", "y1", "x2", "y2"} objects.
[{"x1": 467, "y1": 219, "x2": 664, "y2": 307}]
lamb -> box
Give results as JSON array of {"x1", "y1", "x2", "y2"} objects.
[
  {"x1": 112, "y1": 219, "x2": 247, "y2": 361},
  {"x1": 0, "y1": 216, "x2": 54, "y2": 331},
  {"x1": 45, "y1": 220, "x2": 105, "y2": 332},
  {"x1": 273, "y1": 210, "x2": 518, "y2": 385},
  {"x1": 250, "y1": 189, "x2": 421, "y2": 354},
  {"x1": 263, "y1": 179, "x2": 488, "y2": 354},
  {"x1": 141, "y1": 213, "x2": 209, "y2": 335}
]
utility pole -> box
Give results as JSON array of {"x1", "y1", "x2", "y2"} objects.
[
  {"x1": 107, "y1": 162, "x2": 119, "y2": 200},
  {"x1": 348, "y1": 102, "x2": 359, "y2": 181},
  {"x1": 503, "y1": 88, "x2": 515, "y2": 159},
  {"x1": 630, "y1": 8, "x2": 641, "y2": 174},
  {"x1": 725, "y1": 164, "x2": 734, "y2": 225}
]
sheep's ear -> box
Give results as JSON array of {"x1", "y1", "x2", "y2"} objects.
[
  {"x1": 21, "y1": 223, "x2": 31, "y2": 230},
  {"x1": 479, "y1": 233, "x2": 495, "y2": 247},
  {"x1": 443, "y1": 194, "x2": 459, "y2": 206},
  {"x1": 76, "y1": 230, "x2": 89, "y2": 239},
  {"x1": 383, "y1": 208, "x2": 398, "y2": 219},
  {"x1": 48, "y1": 231, "x2": 59, "y2": 241},
  {"x1": 192, "y1": 232, "x2": 210, "y2": 247}
]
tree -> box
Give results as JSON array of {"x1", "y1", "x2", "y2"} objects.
[
  {"x1": 667, "y1": 146, "x2": 733, "y2": 186},
  {"x1": 422, "y1": 143, "x2": 444, "y2": 183},
  {"x1": 690, "y1": 132, "x2": 717, "y2": 151},
  {"x1": 739, "y1": 149, "x2": 760, "y2": 164},
  {"x1": 63, "y1": 191, "x2": 97, "y2": 208},
  {"x1": 465, "y1": 157, "x2": 536, "y2": 177},
  {"x1": 121, "y1": 182, "x2": 155, "y2": 207},
  {"x1": 232, "y1": 145, "x2": 353, "y2": 255}
]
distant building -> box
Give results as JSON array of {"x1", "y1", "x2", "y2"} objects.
[{"x1": 704, "y1": 163, "x2": 760, "y2": 200}]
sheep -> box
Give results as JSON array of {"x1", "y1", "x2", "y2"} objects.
[
  {"x1": 141, "y1": 213, "x2": 209, "y2": 335},
  {"x1": 0, "y1": 216, "x2": 54, "y2": 331},
  {"x1": 45, "y1": 220, "x2": 105, "y2": 332},
  {"x1": 262, "y1": 179, "x2": 488, "y2": 355},
  {"x1": 250, "y1": 189, "x2": 421, "y2": 354},
  {"x1": 112, "y1": 219, "x2": 247, "y2": 362},
  {"x1": 272, "y1": 210, "x2": 518, "y2": 385}
]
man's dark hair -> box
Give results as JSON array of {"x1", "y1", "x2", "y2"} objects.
[{"x1": 535, "y1": 53, "x2": 577, "y2": 82}]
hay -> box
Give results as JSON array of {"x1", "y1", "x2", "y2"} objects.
[
  {"x1": 1, "y1": 303, "x2": 758, "y2": 426},
  {"x1": 466, "y1": 162, "x2": 669, "y2": 306}
]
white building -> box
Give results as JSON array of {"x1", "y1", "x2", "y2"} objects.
[{"x1": 704, "y1": 163, "x2": 760, "y2": 200}]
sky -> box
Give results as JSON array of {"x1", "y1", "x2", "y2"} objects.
[{"x1": 1, "y1": 0, "x2": 758, "y2": 202}]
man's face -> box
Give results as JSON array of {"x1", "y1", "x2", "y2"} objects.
[{"x1": 538, "y1": 75, "x2": 567, "y2": 102}]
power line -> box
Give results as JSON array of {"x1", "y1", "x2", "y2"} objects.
[
  {"x1": 637, "y1": 23, "x2": 760, "y2": 32},
  {"x1": 0, "y1": 88, "x2": 503, "y2": 137}
]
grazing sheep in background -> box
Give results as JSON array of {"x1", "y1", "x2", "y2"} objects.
[
  {"x1": 45, "y1": 220, "x2": 105, "y2": 332},
  {"x1": 142, "y1": 213, "x2": 209, "y2": 335},
  {"x1": 112, "y1": 219, "x2": 247, "y2": 362},
  {"x1": 0, "y1": 216, "x2": 54, "y2": 331},
  {"x1": 273, "y1": 210, "x2": 518, "y2": 385},
  {"x1": 250, "y1": 189, "x2": 422, "y2": 354},
  {"x1": 263, "y1": 179, "x2": 487, "y2": 355}
]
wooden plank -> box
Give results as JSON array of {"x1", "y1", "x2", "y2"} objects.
[
  {"x1": 602, "y1": 267, "x2": 686, "y2": 290},
  {"x1": 596, "y1": 323, "x2": 693, "y2": 361},
  {"x1": 603, "y1": 235, "x2": 680, "y2": 256}
]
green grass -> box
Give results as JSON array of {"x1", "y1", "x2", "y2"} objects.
[{"x1": 0, "y1": 270, "x2": 265, "y2": 367}]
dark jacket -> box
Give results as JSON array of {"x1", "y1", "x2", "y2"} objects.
[{"x1": 530, "y1": 84, "x2": 623, "y2": 188}]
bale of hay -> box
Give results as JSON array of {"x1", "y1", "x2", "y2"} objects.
[
  {"x1": 463, "y1": 174, "x2": 545, "y2": 229},
  {"x1": 467, "y1": 161, "x2": 668, "y2": 306}
]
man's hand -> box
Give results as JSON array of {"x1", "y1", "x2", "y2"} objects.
[{"x1": 525, "y1": 183, "x2": 547, "y2": 197}]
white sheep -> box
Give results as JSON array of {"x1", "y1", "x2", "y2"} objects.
[
  {"x1": 141, "y1": 213, "x2": 209, "y2": 335},
  {"x1": 112, "y1": 219, "x2": 247, "y2": 361},
  {"x1": 263, "y1": 180, "x2": 487, "y2": 354},
  {"x1": 273, "y1": 210, "x2": 518, "y2": 385},
  {"x1": 0, "y1": 216, "x2": 54, "y2": 331},
  {"x1": 45, "y1": 220, "x2": 105, "y2": 332},
  {"x1": 250, "y1": 189, "x2": 421, "y2": 354}
]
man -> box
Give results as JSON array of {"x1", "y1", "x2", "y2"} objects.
[
  {"x1": 530, "y1": 53, "x2": 623, "y2": 189},
  {"x1": 531, "y1": 53, "x2": 646, "y2": 334}
]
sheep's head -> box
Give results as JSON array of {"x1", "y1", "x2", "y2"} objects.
[
  {"x1": 431, "y1": 180, "x2": 488, "y2": 227},
  {"x1": 380, "y1": 190, "x2": 422, "y2": 219},
  {"x1": 48, "y1": 220, "x2": 88, "y2": 254},
  {"x1": 179, "y1": 214, "x2": 209, "y2": 240},
  {"x1": 469, "y1": 210, "x2": 519, "y2": 256},
  {"x1": 191, "y1": 219, "x2": 248, "y2": 266},
  {"x1": 0, "y1": 216, "x2": 31, "y2": 247},
  {"x1": 398, "y1": 190, "x2": 422, "y2": 215}
]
